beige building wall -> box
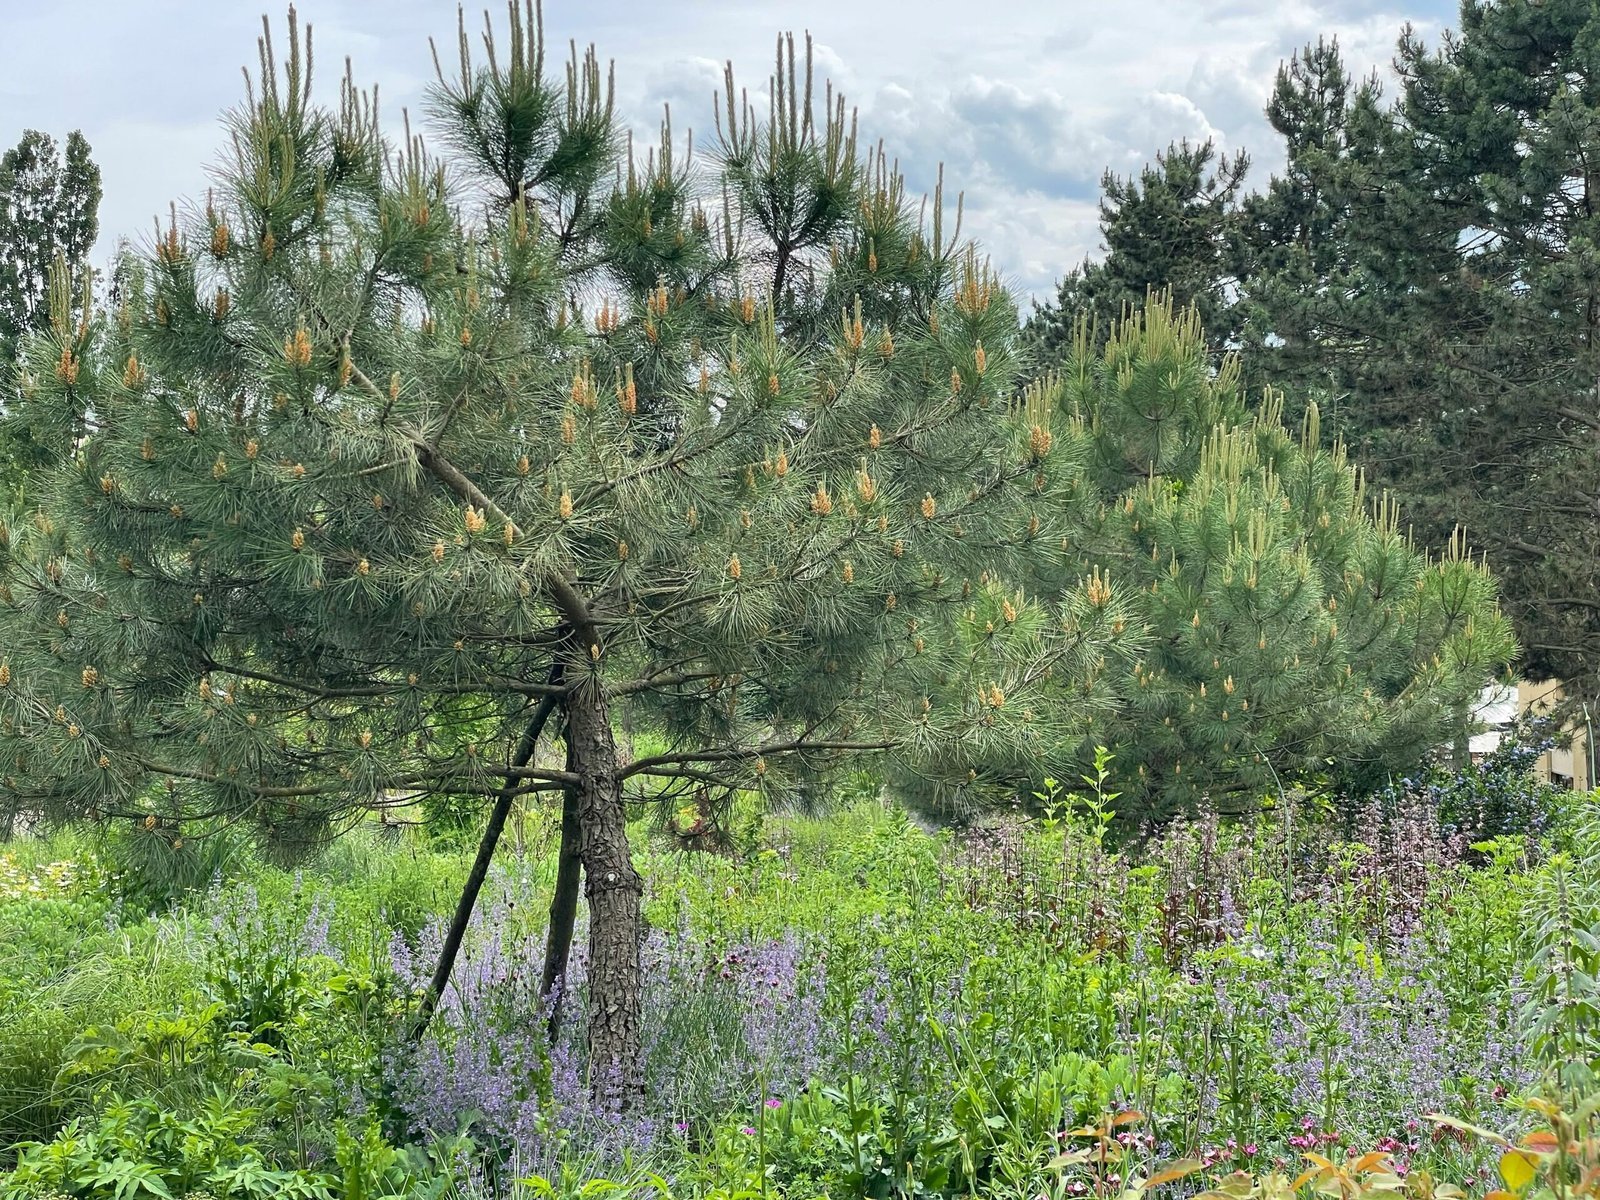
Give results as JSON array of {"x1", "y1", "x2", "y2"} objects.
[{"x1": 1517, "y1": 679, "x2": 1593, "y2": 791}]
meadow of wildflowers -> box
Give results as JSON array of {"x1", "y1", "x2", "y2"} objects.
[{"x1": 0, "y1": 742, "x2": 1588, "y2": 1199}]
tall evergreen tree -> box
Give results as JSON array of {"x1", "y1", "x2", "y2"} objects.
[
  {"x1": 0, "y1": 129, "x2": 102, "y2": 498},
  {"x1": 1381, "y1": 0, "x2": 1600, "y2": 698},
  {"x1": 0, "y1": 130, "x2": 101, "y2": 362},
  {"x1": 1024, "y1": 139, "x2": 1248, "y2": 364},
  {"x1": 1243, "y1": 2, "x2": 1600, "y2": 703},
  {"x1": 0, "y1": 7, "x2": 1138, "y2": 1089},
  {"x1": 1232, "y1": 39, "x2": 1394, "y2": 419}
]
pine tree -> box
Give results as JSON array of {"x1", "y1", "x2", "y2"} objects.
[
  {"x1": 1026, "y1": 297, "x2": 1514, "y2": 818},
  {"x1": 1241, "y1": 2, "x2": 1600, "y2": 704},
  {"x1": 1377, "y1": 0, "x2": 1600, "y2": 700},
  {"x1": 1231, "y1": 38, "x2": 1435, "y2": 454},
  {"x1": 1024, "y1": 139, "x2": 1248, "y2": 366},
  {"x1": 0, "y1": 7, "x2": 1138, "y2": 1089}
]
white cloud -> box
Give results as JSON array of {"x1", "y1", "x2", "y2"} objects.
[{"x1": 2, "y1": 0, "x2": 1461, "y2": 303}]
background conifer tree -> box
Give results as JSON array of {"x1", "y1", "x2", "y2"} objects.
[
  {"x1": 1235, "y1": 3, "x2": 1600, "y2": 705},
  {"x1": 1024, "y1": 139, "x2": 1248, "y2": 366},
  {"x1": 0, "y1": 6, "x2": 1139, "y2": 1089},
  {"x1": 1035, "y1": 10, "x2": 1587, "y2": 711},
  {"x1": 0, "y1": 130, "x2": 100, "y2": 364}
]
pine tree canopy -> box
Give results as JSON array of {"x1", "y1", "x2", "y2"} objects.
[
  {"x1": 0, "y1": 4, "x2": 1151, "y2": 1079},
  {"x1": 0, "y1": 7, "x2": 1150, "y2": 834},
  {"x1": 1027, "y1": 297, "x2": 1514, "y2": 817}
]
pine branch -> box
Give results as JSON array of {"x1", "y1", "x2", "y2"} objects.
[
  {"x1": 620, "y1": 736, "x2": 895, "y2": 779},
  {"x1": 200, "y1": 657, "x2": 571, "y2": 699}
]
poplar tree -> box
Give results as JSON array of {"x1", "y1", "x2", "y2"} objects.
[
  {"x1": 0, "y1": 6, "x2": 1137, "y2": 1088},
  {"x1": 0, "y1": 129, "x2": 101, "y2": 364},
  {"x1": 0, "y1": 129, "x2": 102, "y2": 498}
]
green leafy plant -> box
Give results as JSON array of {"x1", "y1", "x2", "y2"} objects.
[{"x1": 1525, "y1": 800, "x2": 1600, "y2": 1095}]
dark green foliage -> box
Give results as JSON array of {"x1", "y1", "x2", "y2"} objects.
[
  {"x1": 1329, "y1": 1, "x2": 1600, "y2": 700},
  {"x1": 3, "y1": 1096, "x2": 456, "y2": 1200},
  {"x1": 1058, "y1": 7, "x2": 1600, "y2": 708},
  {"x1": 204, "y1": 886, "x2": 311, "y2": 1047},
  {"x1": 1230, "y1": 39, "x2": 1398, "y2": 422},
  {"x1": 1369, "y1": 718, "x2": 1566, "y2": 844},
  {"x1": 1024, "y1": 139, "x2": 1248, "y2": 366},
  {"x1": 1036, "y1": 3, "x2": 1600, "y2": 713},
  {"x1": 0, "y1": 130, "x2": 100, "y2": 364}
]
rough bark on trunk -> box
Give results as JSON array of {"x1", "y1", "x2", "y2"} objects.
[
  {"x1": 563, "y1": 664, "x2": 643, "y2": 1097},
  {"x1": 403, "y1": 436, "x2": 635, "y2": 1083},
  {"x1": 539, "y1": 732, "x2": 583, "y2": 1038},
  {"x1": 410, "y1": 680, "x2": 561, "y2": 1042}
]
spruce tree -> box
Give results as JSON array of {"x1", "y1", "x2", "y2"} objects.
[
  {"x1": 1027, "y1": 298, "x2": 1514, "y2": 818},
  {"x1": 0, "y1": 6, "x2": 1137, "y2": 1088}
]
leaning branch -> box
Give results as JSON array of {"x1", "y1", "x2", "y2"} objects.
[{"x1": 411, "y1": 671, "x2": 564, "y2": 1040}]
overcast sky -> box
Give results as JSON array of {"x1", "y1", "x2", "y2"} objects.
[{"x1": 0, "y1": 0, "x2": 1457, "y2": 303}]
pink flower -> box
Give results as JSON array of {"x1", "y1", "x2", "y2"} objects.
[
  {"x1": 765, "y1": 1098, "x2": 783, "y2": 1109},
  {"x1": 740, "y1": 1126, "x2": 756, "y2": 1136}
]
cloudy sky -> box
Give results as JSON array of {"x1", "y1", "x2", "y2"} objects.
[{"x1": 0, "y1": 0, "x2": 1457, "y2": 303}]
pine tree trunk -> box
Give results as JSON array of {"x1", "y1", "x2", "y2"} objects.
[
  {"x1": 539, "y1": 733, "x2": 583, "y2": 1038},
  {"x1": 562, "y1": 665, "x2": 643, "y2": 1098}
]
